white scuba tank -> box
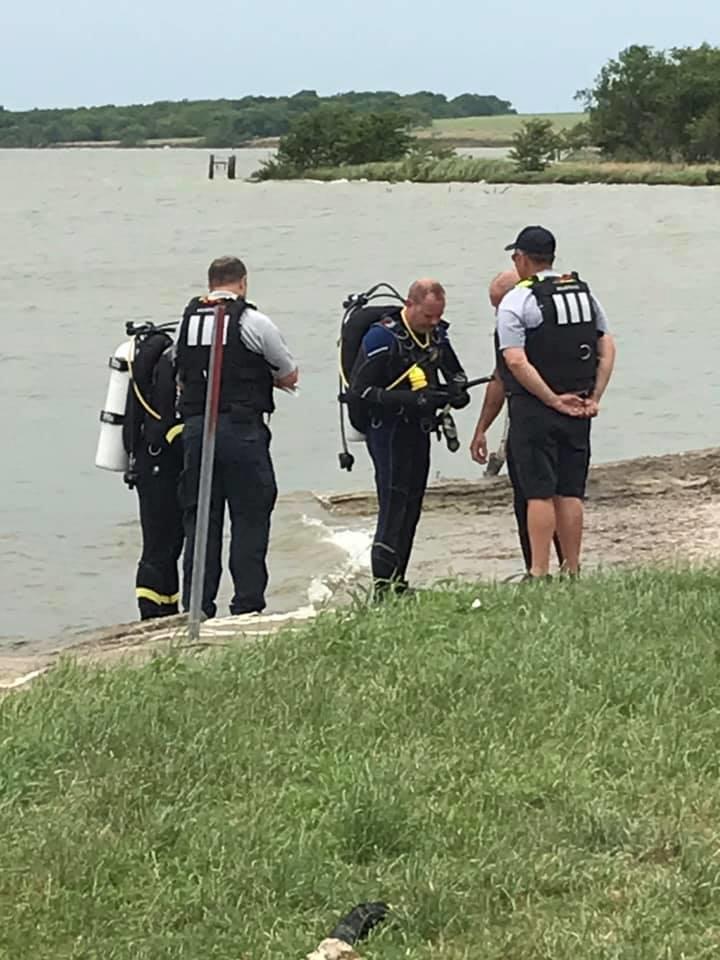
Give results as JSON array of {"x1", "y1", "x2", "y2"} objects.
[
  {"x1": 346, "y1": 423, "x2": 366, "y2": 443},
  {"x1": 95, "y1": 340, "x2": 132, "y2": 472}
]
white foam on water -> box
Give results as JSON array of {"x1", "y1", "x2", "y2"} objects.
[{"x1": 301, "y1": 515, "x2": 373, "y2": 605}]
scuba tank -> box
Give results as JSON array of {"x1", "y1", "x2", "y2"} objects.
[
  {"x1": 337, "y1": 283, "x2": 406, "y2": 470},
  {"x1": 95, "y1": 321, "x2": 179, "y2": 476},
  {"x1": 95, "y1": 340, "x2": 132, "y2": 472}
]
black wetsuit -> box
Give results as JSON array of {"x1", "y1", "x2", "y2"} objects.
[
  {"x1": 123, "y1": 333, "x2": 184, "y2": 619},
  {"x1": 347, "y1": 312, "x2": 468, "y2": 593}
]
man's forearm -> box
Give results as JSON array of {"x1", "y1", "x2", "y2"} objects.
[
  {"x1": 504, "y1": 351, "x2": 557, "y2": 407},
  {"x1": 475, "y1": 375, "x2": 505, "y2": 432}
]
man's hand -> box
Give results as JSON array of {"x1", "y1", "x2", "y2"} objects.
[
  {"x1": 583, "y1": 398, "x2": 600, "y2": 418},
  {"x1": 470, "y1": 428, "x2": 488, "y2": 464},
  {"x1": 275, "y1": 367, "x2": 298, "y2": 390},
  {"x1": 550, "y1": 393, "x2": 586, "y2": 417}
]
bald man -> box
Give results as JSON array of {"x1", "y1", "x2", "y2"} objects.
[
  {"x1": 470, "y1": 269, "x2": 563, "y2": 573},
  {"x1": 347, "y1": 279, "x2": 470, "y2": 597}
]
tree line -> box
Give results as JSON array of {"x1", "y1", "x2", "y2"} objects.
[
  {"x1": 0, "y1": 91, "x2": 514, "y2": 148},
  {"x1": 262, "y1": 43, "x2": 720, "y2": 179},
  {"x1": 580, "y1": 43, "x2": 720, "y2": 162}
]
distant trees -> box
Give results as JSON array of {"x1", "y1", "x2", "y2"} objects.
[
  {"x1": 0, "y1": 91, "x2": 516, "y2": 148},
  {"x1": 578, "y1": 43, "x2": 720, "y2": 161}
]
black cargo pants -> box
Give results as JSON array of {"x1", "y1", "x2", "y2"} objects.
[{"x1": 181, "y1": 412, "x2": 277, "y2": 618}]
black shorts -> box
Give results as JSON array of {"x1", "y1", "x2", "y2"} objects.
[{"x1": 508, "y1": 394, "x2": 591, "y2": 500}]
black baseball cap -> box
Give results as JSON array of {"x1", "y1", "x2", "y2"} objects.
[{"x1": 504, "y1": 225, "x2": 556, "y2": 256}]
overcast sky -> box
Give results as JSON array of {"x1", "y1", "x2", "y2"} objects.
[{"x1": 3, "y1": 0, "x2": 717, "y2": 113}]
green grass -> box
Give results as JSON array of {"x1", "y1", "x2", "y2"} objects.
[
  {"x1": 424, "y1": 113, "x2": 585, "y2": 145},
  {"x1": 3, "y1": 569, "x2": 720, "y2": 958},
  {"x1": 305, "y1": 155, "x2": 720, "y2": 186}
]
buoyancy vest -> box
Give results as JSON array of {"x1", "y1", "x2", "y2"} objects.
[
  {"x1": 175, "y1": 296, "x2": 274, "y2": 418},
  {"x1": 123, "y1": 331, "x2": 182, "y2": 456},
  {"x1": 497, "y1": 272, "x2": 599, "y2": 396},
  {"x1": 345, "y1": 308, "x2": 460, "y2": 431},
  {"x1": 343, "y1": 307, "x2": 454, "y2": 388}
]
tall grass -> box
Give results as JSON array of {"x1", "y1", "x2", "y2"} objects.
[
  {"x1": 2, "y1": 569, "x2": 720, "y2": 958},
  {"x1": 304, "y1": 156, "x2": 720, "y2": 186}
]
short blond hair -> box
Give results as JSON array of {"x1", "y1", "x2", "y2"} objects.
[{"x1": 407, "y1": 279, "x2": 446, "y2": 303}]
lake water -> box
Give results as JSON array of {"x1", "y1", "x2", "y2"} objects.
[{"x1": 1, "y1": 147, "x2": 718, "y2": 650}]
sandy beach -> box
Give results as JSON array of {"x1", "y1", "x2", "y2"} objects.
[{"x1": 2, "y1": 447, "x2": 718, "y2": 690}]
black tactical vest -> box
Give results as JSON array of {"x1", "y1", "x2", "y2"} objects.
[
  {"x1": 175, "y1": 296, "x2": 275, "y2": 418},
  {"x1": 497, "y1": 273, "x2": 599, "y2": 396}
]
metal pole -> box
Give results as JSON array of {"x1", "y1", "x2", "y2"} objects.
[{"x1": 187, "y1": 304, "x2": 226, "y2": 643}]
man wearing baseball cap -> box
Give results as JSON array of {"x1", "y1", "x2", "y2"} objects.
[{"x1": 494, "y1": 225, "x2": 616, "y2": 579}]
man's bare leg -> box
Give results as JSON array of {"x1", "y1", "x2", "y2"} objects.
[
  {"x1": 527, "y1": 498, "x2": 555, "y2": 576},
  {"x1": 553, "y1": 496, "x2": 584, "y2": 573}
]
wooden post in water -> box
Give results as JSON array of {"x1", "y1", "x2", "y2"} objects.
[{"x1": 207, "y1": 154, "x2": 236, "y2": 180}]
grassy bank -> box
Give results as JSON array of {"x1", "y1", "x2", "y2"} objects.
[
  {"x1": 2, "y1": 569, "x2": 720, "y2": 957},
  {"x1": 303, "y1": 155, "x2": 720, "y2": 186},
  {"x1": 423, "y1": 112, "x2": 584, "y2": 146}
]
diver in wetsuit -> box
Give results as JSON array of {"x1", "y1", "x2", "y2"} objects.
[{"x1": 346, "y1": 279, "x2": 470, "y2": 596}]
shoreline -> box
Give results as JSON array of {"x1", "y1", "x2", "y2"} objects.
[
  {"x1": 10, "y1": 142, "x2": 719, "y2": 187},
  {"x1": 2, "y1": 446, "x2": 718, "y2": 690},
  {"x1": 284, "y1": 157, "x2": 720, "y2": 187}
]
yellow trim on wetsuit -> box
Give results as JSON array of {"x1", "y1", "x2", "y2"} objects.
[{"x1": 136, "y1": 587, "x2": 179, "y2": 606}]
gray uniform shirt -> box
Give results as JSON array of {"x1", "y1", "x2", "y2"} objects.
[
  {"x1": 496, "y1": 270, "x2": 610, "y2": 350},
  {"x1": 208, "y1": 289, "x2": 296, "y2": 379}
]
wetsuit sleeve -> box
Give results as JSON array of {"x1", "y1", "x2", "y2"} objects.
[
  {"x1": 437, "y1": 334, "x2": 466, "y2": 381},
  {"x1": 153, "y1": 351, "x2": 179, "y2": 427},
  {"x1": 347, "y1": 325, "x2": 398, "y2": 401}
]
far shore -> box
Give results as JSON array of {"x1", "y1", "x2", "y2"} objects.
[{"x1": 261, "y1": 156, "x2": 720, "y2": 187}]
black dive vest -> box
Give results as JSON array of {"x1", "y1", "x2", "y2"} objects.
[
  {"x1": 347, "y1": 312, "x2": 459, "y2": 431},
  {"x1": 380, "y1": 314, "x2": 447, "y2": 378},
  {"x1": 123, "y1": 331, "x2": 181, "y2": 456},
  {"x1": 497, "y1": 273, "x2": 599, "y2": 397},
  {"x1": 175, "y1": 296, "x2": 275, "y2": 418}
]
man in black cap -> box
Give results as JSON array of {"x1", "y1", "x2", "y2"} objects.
[{"x1": 494, "y1": 225, "x2": 616, "y2": 579}]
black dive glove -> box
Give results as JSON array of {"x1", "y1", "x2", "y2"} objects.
[
  {"x1": 448, "y1": 389, "x2": 470, "y2": 410},
  {"x1": 366, "y1": 386, "x2": 450, "y2": 412},
  {"x1": 447, "y1": 373, "x2": 471, "y2": 410}
]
